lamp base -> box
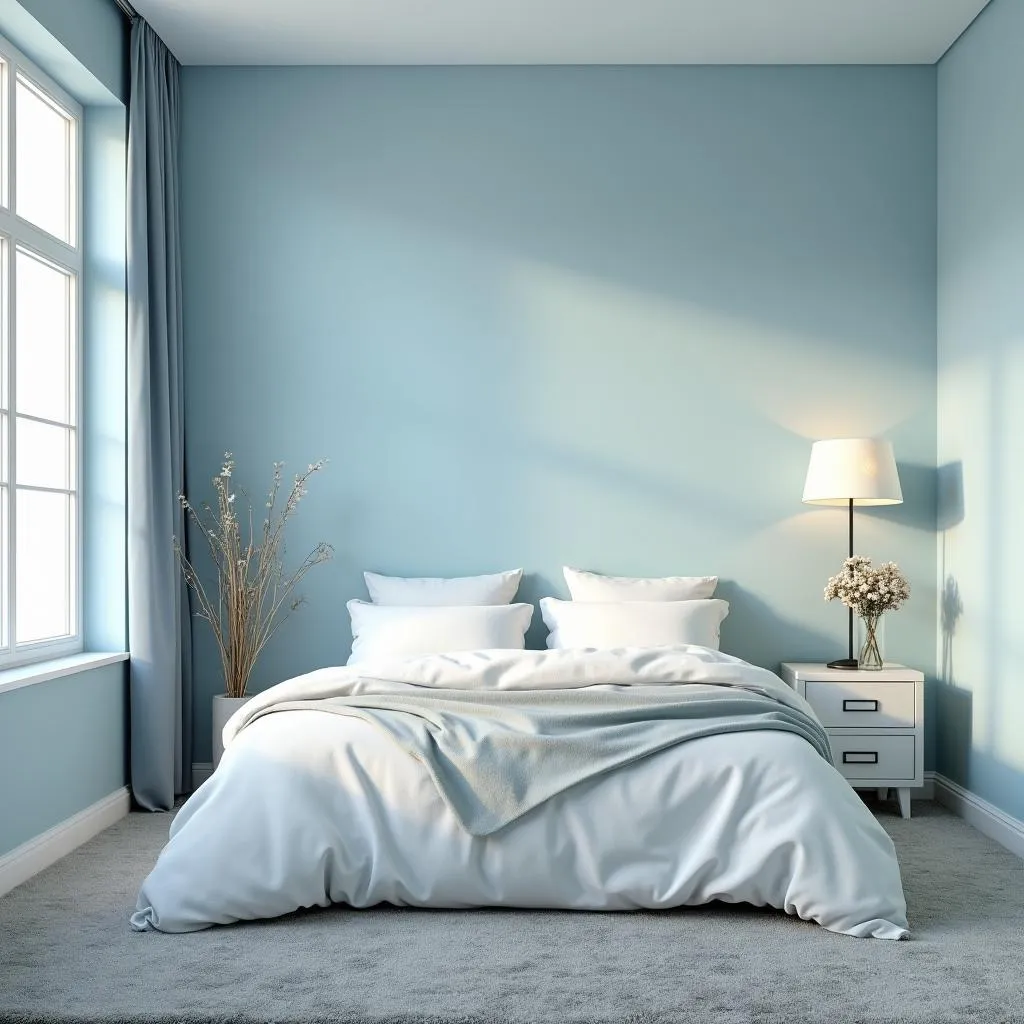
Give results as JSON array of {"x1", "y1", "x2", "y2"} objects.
[{"x1": 826, "y1": 657, "x2": 860, "y2": 670}]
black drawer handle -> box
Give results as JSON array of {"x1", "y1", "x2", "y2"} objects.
[
  {"x1": 843, "y1": 751, "x2": 879, "y2": 765},
  {"x1": 843, "y1": 699, "x2": 879, "y2": 712}
]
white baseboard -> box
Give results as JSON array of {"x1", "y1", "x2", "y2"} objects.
[
  {"x1": 191, "y1": 762, "x2": 213, "y2": 790},
  {"x1": 0, "y1": 786, "x2": 130, "y2": 897},
  {"x1": 932, "y1": 773, "x2": 1024, "y2": 859}
]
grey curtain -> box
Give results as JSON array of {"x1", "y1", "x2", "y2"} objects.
[{"x1": 127, "y1": 18, "x2": 191, "y2": 811}]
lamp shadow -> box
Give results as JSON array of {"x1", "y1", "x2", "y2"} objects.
[
  {"x1": 936, "y1": 461, "x2": 965, "y2": 533},
  {"x1": 858, "y1": 461, "x2": 937, "y2": 532}
]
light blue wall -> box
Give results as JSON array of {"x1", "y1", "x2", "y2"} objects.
[
  {"x1": 181, "y1": 66, "x2": 938, "y2": 764},
  {"x1": 936, "y1": 0, "x2": 1024, "y2": 821},
  {"x1": 0, "y1": 0, "x2": 127, "y2": 103},
  {"x1": 83, "y1": 104, "x2": 128, "y2": 653},
  {"x1": 0, "y1": 663, "x2": 127, "y2": 857}
]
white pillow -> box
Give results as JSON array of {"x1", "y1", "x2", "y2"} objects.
[
  {"x1": 347, "y1": 600, "x2": 534, "y2": 665},
  {"x1": 540, "y1": 598, "x2": 729, "y2": 651},
  {"x1": 364, "y1": 569, "x2": 523, "y2": 606},
  {"x1": 563, "y1": 567, "x2": 718, "y2": 602}
]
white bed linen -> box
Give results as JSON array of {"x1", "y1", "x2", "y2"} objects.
[
  {"x1": 364, "y1": 569, "x2": 523, "y2": 605},
  {"x1": 540, "y1": 598, "x2": 729, "y2": 650},
  {"x1": 563, "y1": 567, "x2": 718, "y2": 601},
  {"x1": 132, "y1": 648, "x2": 909, "y2": 939},
  {"x1": 347, "y1": 600, "x2": 533, "y2": 665}
]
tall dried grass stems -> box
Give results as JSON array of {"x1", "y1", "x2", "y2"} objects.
[{"x1": 176, "y1": 453, "x2": 333, "y2": 698}]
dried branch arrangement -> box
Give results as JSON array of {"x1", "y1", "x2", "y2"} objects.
[{"x1": 176, "y1": 454, "x2": 333, "y2": 698}]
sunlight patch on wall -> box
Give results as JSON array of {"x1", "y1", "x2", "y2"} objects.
[{"x1": 507, "y1": 257, "x2": 929, "y2": 444}]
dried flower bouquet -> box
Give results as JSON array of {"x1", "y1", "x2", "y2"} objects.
[
  {"x1": 824, "y1": 556, "x2": 911, "y2": 615},
  {"x1": 824, "y1": 556, "x2": 910, "y2": 670}
]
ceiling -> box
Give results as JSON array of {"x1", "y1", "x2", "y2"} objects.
[{"x1": 129, "y1": 0, "x2": 990, "y2": 67}]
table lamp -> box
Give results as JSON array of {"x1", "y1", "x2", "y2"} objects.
[{"x1": 802, "y1": 438, "x2": 903, "y2": 669}]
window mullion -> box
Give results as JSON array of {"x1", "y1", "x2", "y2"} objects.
[
  {"x1": 10, "y1": 410, "x2": 75, "y2": 430},
  {"x1": 6, "y1": 221, "x2": 81, "y2": 273},
  {"x1": 72, "y1": 233, "x2": 81, "y2": 642},
  {"x1": 6, "y1": 217, "x2": 14, "y2": 655},
  {"x1": 13, "y1": 484, "x2": 75, "y2": 497},
  {"x1": 6, "y1": 48, "x2": 13, "y2": 218},
  {"x1": 0, "y1": 56, "x2": 8, "y2": 211}
]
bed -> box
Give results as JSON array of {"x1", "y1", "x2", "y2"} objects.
[{"x1": 131, "y1": 645, "x2": 909, "y2": 938}]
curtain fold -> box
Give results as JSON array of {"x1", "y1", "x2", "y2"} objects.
[{"x1": 127, "y1": 18, "x2": 191, "y2": 811}]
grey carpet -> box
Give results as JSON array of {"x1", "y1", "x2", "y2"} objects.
[{"x1": 1, "y1": 800, "x2": 1022, "y2": 1024}]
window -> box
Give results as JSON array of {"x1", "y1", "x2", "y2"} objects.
[{"x1": 0, "y1": 35, "x2": 82, "y2": 667}]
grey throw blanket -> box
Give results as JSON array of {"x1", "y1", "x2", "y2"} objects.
[{"x1": 244, "y1": 685, "x2": 832, "y2": 836}]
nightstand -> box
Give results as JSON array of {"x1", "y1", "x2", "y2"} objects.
[{"x1": 779, "y1": 663, "x2": 924, "y2": 819}]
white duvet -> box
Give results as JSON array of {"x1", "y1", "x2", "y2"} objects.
[{"x1": 132, "y1": 647, "x2": 909, "y2": 938}]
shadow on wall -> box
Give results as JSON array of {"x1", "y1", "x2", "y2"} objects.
[
  {"x1": 936, "y1": 572, "x2": 970, "y2": 782},
  {"x1": 941, "y1": 575, "x2": 963, "y2": 687},
  {"x1": 934, "y1": 455, "x2": 1024, "y2": 819},
  {"x1": 709, "y1": 582, "x2": 837, "y2": 670},
  {"x1": 936, "y1": 685, "x2": 973, "y2": 787},
  {"x1": 859, "y1": 461, "x2": 938, "y2": 533},
  {"x1": 936, "y1": 461, "x2": 965, "y2": 535},
  {"x1": 934, "y1": 458, "x2": 967, "y2": 775},
  {"x1": 936, "y1": 457, "x2": 964, "y2": 681},
  {"x1": 934, "y1": 460, "x2": 967, "y2": 785},
  {"x1": 516, "y1": 572, "x2": 558, "y2": 651}
]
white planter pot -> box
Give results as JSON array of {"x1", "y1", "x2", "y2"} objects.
[{"x1": 212, "y1": 694, "x2": 252, "y2": 770}]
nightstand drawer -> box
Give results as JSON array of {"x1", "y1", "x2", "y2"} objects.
[
  {"x1": 805, "y1": 680, "x2": 916, "y2": 728},
  {"x1": 830, "y1": 735, "x2": 915, "y2": 782}
]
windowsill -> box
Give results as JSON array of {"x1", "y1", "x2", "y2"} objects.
[{"x1": 0, "y1": 652, "x2": 129, "y2": 696}]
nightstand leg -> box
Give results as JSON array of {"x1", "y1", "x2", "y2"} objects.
[
  {"x1": 897, "y1": 788, "x2": 911, "y2": 819},
  {"x1": 876, "y1": 788, "x2": 889, "y2": 802}
]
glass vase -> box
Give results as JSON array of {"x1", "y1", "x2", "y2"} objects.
[{"x1": 858, "y1": 613, "x2": 884, "y2": 670}]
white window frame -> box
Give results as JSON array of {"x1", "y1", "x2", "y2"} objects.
[{"x1": 0, "y1": 32, "x2": 83, "y2": 669}]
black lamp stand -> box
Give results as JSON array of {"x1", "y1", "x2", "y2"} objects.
[{"x1": 827, "y1": 498, "x2": 859, "y2": 670}]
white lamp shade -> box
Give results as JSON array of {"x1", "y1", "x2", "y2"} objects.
[{"x1": 802, "y1": 438, "x2": 903, "y2": 507}]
